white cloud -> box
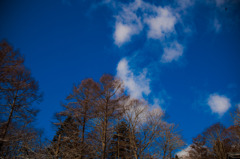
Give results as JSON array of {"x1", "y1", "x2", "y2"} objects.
[
  {"x1": 145, "y1": 7, "x2": 177, "y2": 40},
  {"x1": 207, "y1": 94, "x2": 231, "y2": 116},
  {"x1": 161, "y1": 41, "x2": 184, "y2": 63},
  {"x1": 113, "y1": 0, "x2": 179, "y2": 46},
  {"x1": 114, "y1": 23, "x2": 133, "y2": 46},
  {"x1": 112, "y1": 1, "x2": 187, "y2": 63},
  {"x1": 113, "y1": 0, "x2": 143, "y2": 46},
  {"x1": 116, "y1": 58, "x2": 150, "y2": 99}
]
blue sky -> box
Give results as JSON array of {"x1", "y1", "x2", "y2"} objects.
[{"x1": 0, "y1": 0, "x2": 240, "y2": 144}]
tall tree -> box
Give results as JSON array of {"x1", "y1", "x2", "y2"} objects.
[
  {"x1": 91, "y1": 74, "x2": 128, "y2": 159},
  {"x1": 124, "y1": 99, "x2": 166, "y2": 159},
  {"x1": 155, "y1": 123, "x2": 185, "y2": 159},
  {"x1": 60, "y1": 78, "x2": 100, "y2": 158},
  {"x1": 48, "y1": 115, "x2": 80, "y2": 159},
  {"x1": 0, "y1": 41, "x2": 42, "y2": 154}
]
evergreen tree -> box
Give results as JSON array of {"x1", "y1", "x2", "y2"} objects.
[
  {"x1": 109, "y1": 121, "x2": 132, "y2": 159},
  {"x1": 49, "y1": 116, "x2": 80, "y2": 159}
]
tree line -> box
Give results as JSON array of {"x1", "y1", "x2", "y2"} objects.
[{"x1": 0, "y1": 41, "x2": 239, "y2": 159}]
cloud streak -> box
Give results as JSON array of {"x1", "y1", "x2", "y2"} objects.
[{"x1": 116, "y1": 58, "x2": 150, "y2": 99}]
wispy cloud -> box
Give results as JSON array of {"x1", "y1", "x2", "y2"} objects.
[
  {"x1": 113, "y1": 0, "x2": 143, "y2": 47},
  {"x1": 213, "y1": 18, "x2": 221, "y2": 33},
  {"x1": 116, "y1": 58, "x2": 165, "y2": 114},
  {"x1": 111, "y1": 0, "x2": 190, "y2": 64},
  {"x1": 161, "y1": 41, "x2": 184, "y2": 63},
  {"x1": 116, "y1": 58, "x2": 150, "y2": 99},
  {"x1": 207, "y1": 94, "x2": 231, "y2": 116}
]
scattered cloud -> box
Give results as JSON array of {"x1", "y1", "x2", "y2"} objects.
[
  {"x1": 161, "y1": 41, "x2": 184, "y2": 63},
  {"x1": 113, "y1": 0, "x2": 143, "y2": 46},
  {"x1": 207, "y1": 94, "x2": 231, "y2": 116},
  {"x1": 145, "y1": 7, "x2": 177, "y2": 40},
  {"x1": 114, "y1": 23, "x2": 133, "y2": 46},
  {"x1": 112, "y1": 0, "x2": 179, "y2": 47},
  {"x1": 116, "y1": 58, "x2": 150, "y2": 99},
  {"x1": 111, "y1": 0, "x2": 191, "y2": 64}
]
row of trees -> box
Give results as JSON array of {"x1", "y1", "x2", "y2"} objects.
[
  {"x1": 0, "y1": 40, "x2": 239, "y2": 159},
  {"x1": 175, "y1": 106, "x2": 240, "y2": 159},
  {"x1": 187, "y1": 122, "x2": 240, "y2": 159},
  {"x1": 183, "y1": 107, "x2": 240, "y2": 159},
  {"x1": 46, "y1": 75, "x2": 185, "y2": 159}
]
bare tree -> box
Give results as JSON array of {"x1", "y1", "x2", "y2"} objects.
[
  {"x1": 155, "y1": 123, "x2": 185, "y2": 159},
  {"x1": 90, "y1": 74, "x2": 128, "y2": 159},
  {"x1": 0, "y1": 41, "x2": 42, "y2": 154},
  {"x1": 123, "y1": 99, "x2": 148, "y2": 159},
  {"x1": 232, "y1": 104, "x2": 240, "y2": 138},
  {"x1": 123, "y1": 99, "x2": 168, "y2": 159},
  {"x1": 189, "y1": 134, "x2": 212, "y2": 159},
  {"x1": 55, "y1": 78, "x2": 100, "y2": 158},
  {"x1": 0, "y1": 40, "x2": 23, "y2": 85},
  {"x1": 189, "y1": 123, "x2": 239, "y2": 159}
]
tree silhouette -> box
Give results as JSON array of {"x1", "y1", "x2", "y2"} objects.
[{"x1": 0, "y1": 41, "x2": 42, "y2": 155}]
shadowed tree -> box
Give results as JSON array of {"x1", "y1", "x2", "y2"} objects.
[
  {"x1": 108, "y1": 120, "x2": 132, "y2": 159},
  {"x1": 189, "y1": 134, "x2": 212, "y2": 159},
  {"x1": 0, "y1": 41, "x2": 42, "y2": 155},
  {"x1": 48, "y1": 115, "x2": 80, "y2": 159}
]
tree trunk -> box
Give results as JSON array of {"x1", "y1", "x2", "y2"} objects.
[{"x1": 0, "y1": 97, "x2": 16, "y2": 151}]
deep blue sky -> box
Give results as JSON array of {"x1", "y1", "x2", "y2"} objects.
[{"x1": 1, "y1": 0, "x2": 240, "y2": 145}]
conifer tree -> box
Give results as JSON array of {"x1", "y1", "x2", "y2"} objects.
[
  {"x1": 49, "y1": 116, "x2": 80, "y2": 159},
  {"x1": 109, "y1": 121, "x2": 132, "y2": 159}
]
